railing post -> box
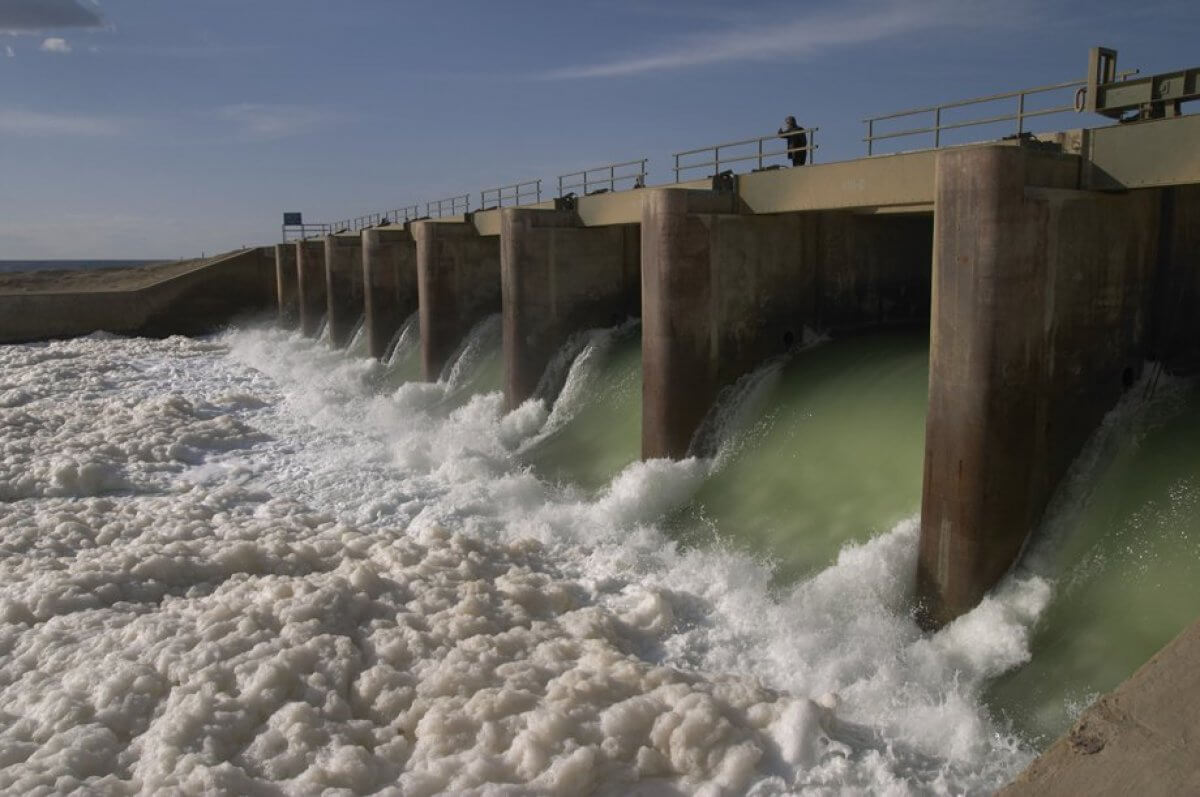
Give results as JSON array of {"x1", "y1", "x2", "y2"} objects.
[
  {"x1": 758, "y1": 138, "x2": 764, "y2": 170},
  {"x1": 713, "y1": 145, "x2": 720, "y2": 177},
  {"x1": 934, "y1": 107, "x2": 942, "y2": 148},
  {"x1": 674, "y1": 154, "x2": 679, "y2": 183},
  {"x1": 610, "y1": 164, "x2": 615, "y2": 191},
  {"x1": 867, "y1": 119, "x2": 874, "y2": 156},
  {"x1": 1017, "y1": 92, "x2": 1025, "y2": 135}
]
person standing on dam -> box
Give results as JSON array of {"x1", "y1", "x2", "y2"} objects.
[{"x1": 778, "y1": 116, "x2": 808, "y2": 166}]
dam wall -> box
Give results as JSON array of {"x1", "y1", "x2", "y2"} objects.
[
  {"x1": 324, "y1": 233, "x2": 364, "y2": 348},
  {"x1": 500, "y1": 207, "x2": 640, "y2": 410},
  {"x1": 296, "y1": 240, "x2": 327, "y2": 338},
  {"x1": 362, "y1": 226, "x2": 418, "y2": 360},
  {"x1": 639, "y1": 187, "x2": 932, "y2": 459},
  {"x1": 0, "y1": 247, "x2": 275, "y2": 344},
  {"x1": 274, "y1": 243, "x2": 299, "y2": 328},
  {"x1": 412, "y1": 219, "x2": 501, "y2": 380}
]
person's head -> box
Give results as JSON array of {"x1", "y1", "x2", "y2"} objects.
[{"x1": 784, "y1": 115, "x2": 797, "y2": 128}]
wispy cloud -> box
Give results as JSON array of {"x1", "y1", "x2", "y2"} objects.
[
  {"x1": 545, "y1": 0, "x2": 1026, "y2": 79},
  {"x1": 0, "y1": 0, "x2": 104, "y2": 34},
  {"x1": 0, "y1": 108, "x2": 120, "y2": 136},
  {"x1": 217, "y1": 103, "x2": 335, "y2": 141},
  {"x1": 39, "y1": 36, "x2": 71, "y2": 54},
  {"x1": 4, "y1": 45, "x2": 13, "y2": 58}
]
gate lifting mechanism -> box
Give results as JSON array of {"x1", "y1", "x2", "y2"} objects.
[{"x1": 1080, "y1": 46, "x2": 1199, "y2": 121}]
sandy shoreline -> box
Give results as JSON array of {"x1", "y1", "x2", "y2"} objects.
[{"x1": 0, "y1": 258, "x2": 215, "y2": 295}]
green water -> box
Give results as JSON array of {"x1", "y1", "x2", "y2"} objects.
[
  {"x1": 671, "y1": 332, "x2": 930, "y2": 582},
  {"x1": 521, "y1": 330, "x2": 644, "y2": 492},
  {"x1": 986, "y1": 380, "x2": 1200, "y2": 745}
]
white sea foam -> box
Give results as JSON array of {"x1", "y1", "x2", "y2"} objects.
[{"x1": 0, "y1": 327, "x2": 1045, "y2": 794}]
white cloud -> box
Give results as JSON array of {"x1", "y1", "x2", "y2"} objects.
[
  {"x1": 217, "y1": 103, "x2": 334, "y2": 140},
  {"x1": 40, "y1": 36, "x2": 71, "y2": 53},
  {"x1": 0, "y1": 0, "x2": 104, "y2": 33},
  {"x1": 0, "y1": 109, "x2": 120, "y2": 136},
  {"x1": 545, "y1": 0, "x2": 1028, "y2": 79},
  {"x1": 4, "y1": 45, "x2": 14, "y2": 58}
]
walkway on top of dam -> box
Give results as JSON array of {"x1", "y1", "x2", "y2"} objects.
[{"x1": 291, "y1": 45, "x2": 1200, "y2": 241}]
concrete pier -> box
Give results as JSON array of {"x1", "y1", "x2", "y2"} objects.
[
  {"x1": 640, "y1": 187, "x2": 931, "y2": 459},
  {"x1": 324, "y1": 233, "x2": 364, "y2": 348},
  {"x1": 296, "y1": 240, "x2": 327, "y2": 338},
  {"x1": 916, "y1": 146, "x2": 1161, "y2": 627},
  {"x1": 362, "y1": 226, "x2": 418, "y2": 360},
  {"x1": 412, "y1": 219, "x2": 501, "y2": 381},
  {"x1": 500, "y1": 208, "x2": 640, "y2": 409},
  {"x1": 274, "y1": 243, "x2": 299, "y2": 328}
]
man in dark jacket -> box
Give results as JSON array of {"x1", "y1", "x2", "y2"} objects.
[{"x1": 778, "y1": 116, "x2": 808, "y2": 166}]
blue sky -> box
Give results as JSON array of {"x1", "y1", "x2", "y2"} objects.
[{"x1": 1, "y1": 0, "x2": 1197, "y2": 259}]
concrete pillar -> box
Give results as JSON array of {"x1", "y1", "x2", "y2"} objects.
[
  {"x1": 640, "y1": 188, "x2": 932, "y2": 459},
  {"x1": 324, "y1": 233, "x2": 364, "y2": 349},
  {"x1": 362, "y1": 226, "x2": 418, "y2": 360},
  {"x1": 500, "y1": 208, "x2": 640, "y2": 409},
  {"x1": 274, "y1": 243, "x2": 299, "y2": 328},
  {"x1": 917, "y1": 146, "x2": 1160, "y2": 627},
  {"x1": 296, "y1": 240, "x2": 327, "y2": 338},
  {"x1": 412, "y1": 220, "x2": 501, "y2": 381}
]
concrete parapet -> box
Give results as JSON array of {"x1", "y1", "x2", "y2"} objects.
[
  {"x1": 640, "y1": 188, "x2": 932, "y2": 459},
  {"x1": 412, "y1": 220, "x2": 501, "y2": 381},
  {"x1": 362, "y1": 226, "x2": 418, "y2": 360},
  {"x1": 500, "y1": 208, "x2": 640, "y2": 409},
  {"x1": 1000, "y1": 617, "x2": 1200, "y2": 795},
  {"x1": 296, "y1": 240, "x2": 327, "y2": 338},
  {"x1": 0, "y1": 248, "x2": 276, "y2": 343},
  {"x1": 324, "y1": 233, "x2": 364, "y2": 348},
  {"x1": 917, "y1": 146, "x2": 1160, "y2": 627},
  {"x1": 274, "y1": 243, "x2": 299, "y2": 328}
]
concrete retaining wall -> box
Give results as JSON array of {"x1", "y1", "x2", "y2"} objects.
[
  {"x1": 0, "y1": 248, "x2": 276, "y2": 344},
  {"x1": 413, "y1": 220, "x2": 501, "y2": 381},
  {"x1": 325, "y1": 233, "x2": 364, "y2": 348},
  {"x1": 296, "y1": 240, "x2": 327, "y2": 338},
  {"x1": 501, "y1": 207, "x2": 640, "y2": 410},
  {"x1": 274, "y1": 243, "x2": 299, "y2": 328},
  {"x1": 1001, "y1": 617, "x2": 1200, "y2": 795},
  {"x1": 363, "y1": 226, "x2": 418, "y2": 360}
]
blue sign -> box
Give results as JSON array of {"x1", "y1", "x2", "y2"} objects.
[{"x1": 283, "y1": 212, "x2": 303, "y2": 226}]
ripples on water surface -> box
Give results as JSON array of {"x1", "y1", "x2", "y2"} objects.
[{"x1": 0, "y1": 321, "x2": 1194, "y2": 794}]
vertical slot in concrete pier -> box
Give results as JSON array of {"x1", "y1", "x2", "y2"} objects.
[
  {"x1": 500, "y1": 207, "x2": 640, "y2": 410},
  {"x1": 412, "y1": 219, "x2": 501, "y2": 381},
  {"x1": 640, "y1": 187, "x2": 932, "y2": 459},
  {"x1": 917, "y1": 145, "x2": 1162, "y2": 627},
  {"x1": 296, "y1": 240, "x2": 327, "y2": 338},
  {"x1": 362, "y1": 226, "x2": 418, "y2": 360},
  {"x1": 274, "y1": 243, "x2": 299, "y2": 328},
  {"x1": 324, "y1": 233, "x2": 364, "y2": 349}
]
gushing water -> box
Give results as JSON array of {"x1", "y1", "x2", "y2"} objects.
[{"x1": 0, "y1": 317, "x2": 1192, "y2": 795}]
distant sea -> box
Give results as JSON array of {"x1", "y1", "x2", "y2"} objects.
[{"x1": 0, "y1": 260, "x2": 161, "y2": 274}]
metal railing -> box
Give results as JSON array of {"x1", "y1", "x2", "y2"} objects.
[
  {"x1": 281, "y1": 223, "x2": 333, "y2": 243},
  {"x1": 558, "y1": 159, "x2": 648, "y2": 196},
  {"x1": 386, "y1": 205, "x2": 421, "y2": 225},
  {"x1": 672, "y1": 130, "x2": 818, "y2": 182},
  {"x1": 425, "y1": 195, "x2": 470, "y2": 217},
  {"x1": 863, "y1": 70, "x2": 1139, "y2": 155},
  {"x1": 479, "y1": 180, "x2": 542, "y2": 210}
]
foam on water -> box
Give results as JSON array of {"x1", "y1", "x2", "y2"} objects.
[{"x1": 0, "y1": 325, "x2": 1073, "y2": 794}]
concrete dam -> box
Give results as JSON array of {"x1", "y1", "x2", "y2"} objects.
[{"x1": 1, "y1": 47, "x2": 1197, "y2": 792}]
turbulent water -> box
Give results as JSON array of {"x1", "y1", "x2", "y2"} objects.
[{"x1": 0, "y1": 321, "x2": 1194, "y2": 795}]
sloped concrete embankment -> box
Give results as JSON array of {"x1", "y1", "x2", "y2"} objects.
[{"x1": 0, "y1": 248, "x2": 276, "y2": 344}]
